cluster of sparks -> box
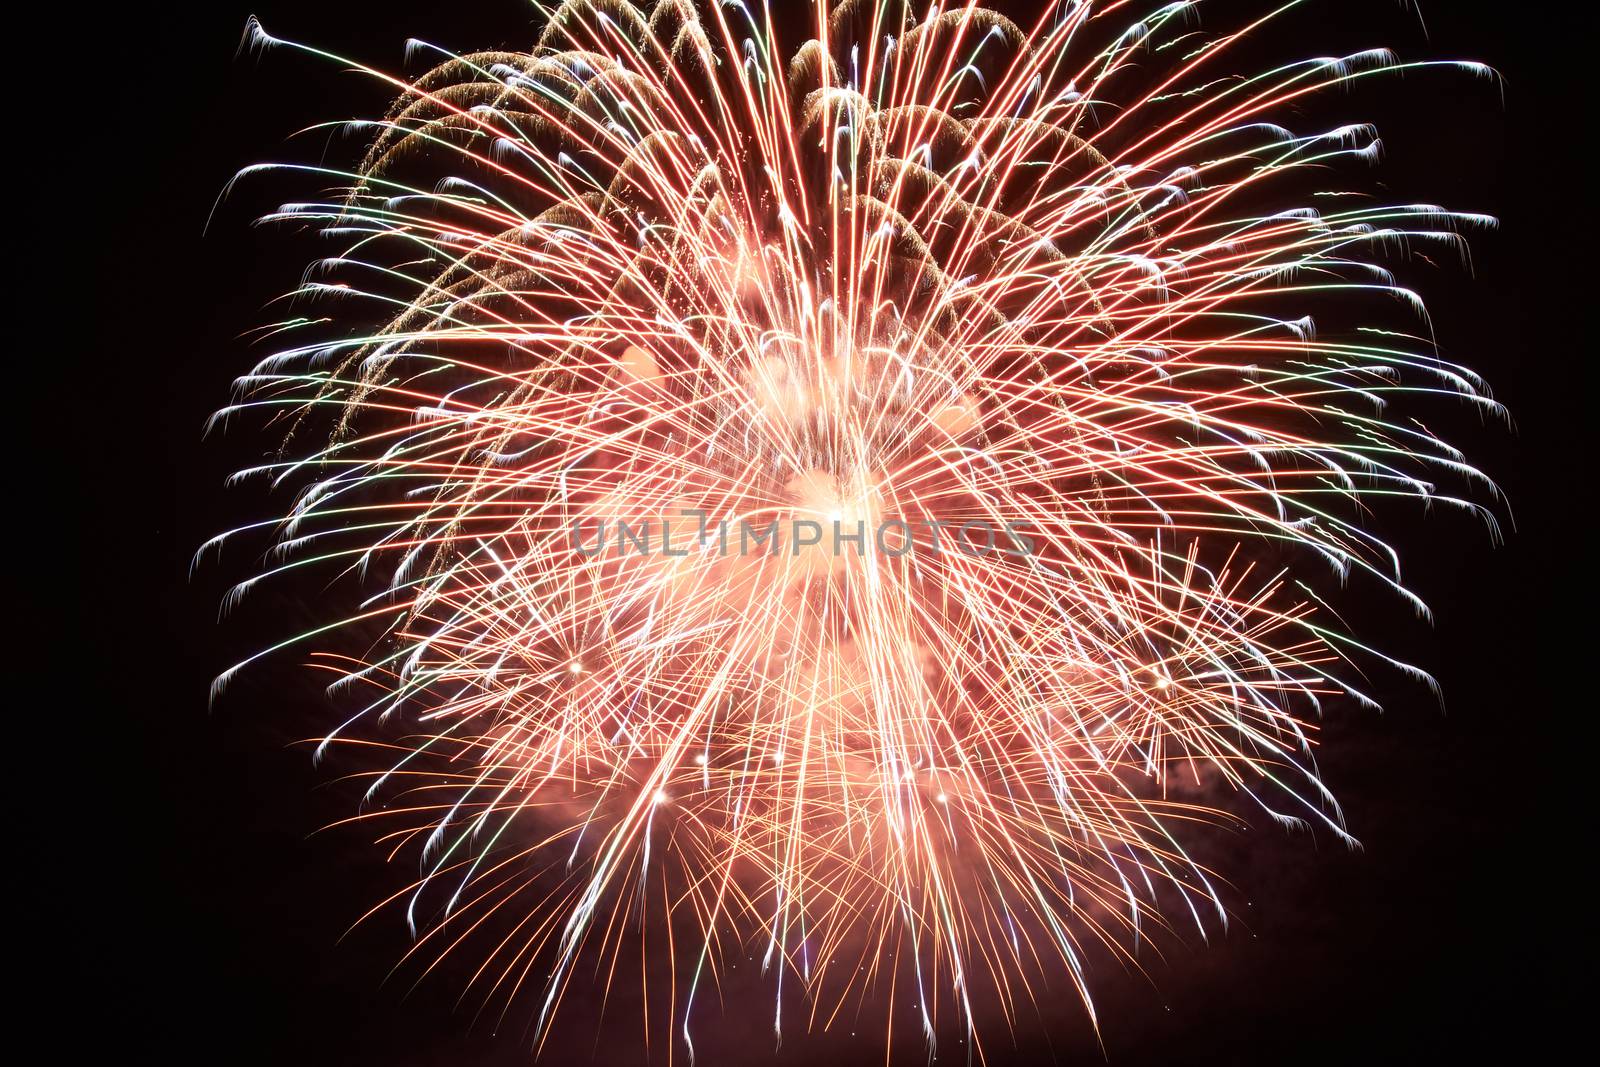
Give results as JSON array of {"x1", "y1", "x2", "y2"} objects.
[{"x1": 208, "y1": 0, "x2": 1499, "y2": 1058}]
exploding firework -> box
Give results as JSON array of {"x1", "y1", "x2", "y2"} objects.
[{"x1": 207, "y1": 0, "x2": 1500, "y2": 1056}]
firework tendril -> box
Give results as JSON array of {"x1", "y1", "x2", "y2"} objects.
[{"x1": 208, "y1": 0, "x2": 1500, "y2": 1057}]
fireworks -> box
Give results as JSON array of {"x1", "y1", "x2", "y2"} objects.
[{"x1": 208, "y1": 0, "x2": 1499, "y2": 1056}]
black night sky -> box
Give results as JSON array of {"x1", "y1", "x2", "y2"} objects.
[{"x1": 85, "y1": 2, "x2": 1578, "y2": 1063}]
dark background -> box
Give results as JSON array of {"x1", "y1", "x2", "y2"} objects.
[{"x1": 86, "y1": 1, "x2": 1577, "y2": 1063}]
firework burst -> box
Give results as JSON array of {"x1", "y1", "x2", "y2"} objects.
[{"x1": 208, "y1": 0, "x2": 1499, "y2": 1056}]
